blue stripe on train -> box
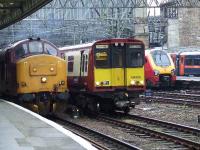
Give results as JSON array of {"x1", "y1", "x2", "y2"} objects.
[{"x1": 184, "y1": 68, "x2": 200, "y2": 76}]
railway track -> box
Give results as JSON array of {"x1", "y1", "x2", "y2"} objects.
[
  {"x1": 140, "y1": 91, "x2": 200, "y2": 107},
  {"x1": 48, "y1": 115, "x2": 141, "y2": 150},
  {"x1": 154, "y1": 91, "x2": 200, "y2": 100},
  {"x1": 98, "y1": 113, "x2": 200, "y2": 150}
]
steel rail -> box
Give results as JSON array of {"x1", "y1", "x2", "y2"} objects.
[
  {"x1": 98, "y1": 114, "x2": 200, "y2": 149},
  {"x1": 49, "y1": 115, "x2": 141, "y2": 150}
]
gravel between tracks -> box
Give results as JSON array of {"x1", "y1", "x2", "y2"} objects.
[
  {"x1": 57, "y1": 112, "x2": 181, "y2": 150},
  {"x1": 131, "y1": 101, "x2": 200, "y2": 129}
]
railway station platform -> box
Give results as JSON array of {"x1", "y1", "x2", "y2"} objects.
[{"x1": 0, "y1": 99, "x2": 96, "y2": 150}]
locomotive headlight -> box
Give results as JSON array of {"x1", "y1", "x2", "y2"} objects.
[
  {"x1": 50, "y1": 67, "x2": 54, "y2": 72},
  {"x1": 41, "y1": 77, "x2": 47, "y2": 83},
  {"x1": 154, "y1": 70, "x2": 160, "y2": 76},
  {"x1": 140, "y1": 80, "x2": 144, "y2": 85},
  {"x1": 60, "y1": 80, "x2": 65, "y2": 85},
  {"x1": 130, "y1": 80, "x2": 136, "y2": 85},
  {"x1": 96, "y1": 81, "x2": 100, "y2": 86},
  {"x1": 171, "y1": 69, "x2": 175, "y2": 75},
  {"x1": 33, "y1": 68, "x2": 37, "y2": 72}
]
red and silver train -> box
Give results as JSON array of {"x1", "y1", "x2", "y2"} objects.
[
  {"x1": 59, "y1": 38, "x2": 145, "y2": 113},
  {"x1": 145, "y1": 48, "x2": 176, "y2": 88}
]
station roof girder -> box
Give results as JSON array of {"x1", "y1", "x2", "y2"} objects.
[{"x1": 0, "y1": 0, "x2": 52, "y2": 30}]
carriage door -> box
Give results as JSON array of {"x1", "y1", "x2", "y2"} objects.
[
  {"x1": 80, "y1": 50, "x2": 89, "y2": 77},
  {"x1": 111, "y1": 44, "x2": 125, "y2": 87}
]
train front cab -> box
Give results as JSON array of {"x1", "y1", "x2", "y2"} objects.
[
  {"x1": 145, "y1": 50, "x2": 176, "y2": 87},
  {"x1": 93, "y1": 40, "x2": 145, "y2": 111},
  {"x1": 0, "y1": 39, "x2": 69, "y2": 114}
]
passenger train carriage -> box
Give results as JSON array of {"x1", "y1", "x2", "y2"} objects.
[
  {"x1": 0, "y1": 38, "x2": 68, "y2": 114},
  {"x1": 145, "y1": 48, "x2": 176, "y2": 87},
  {"x1": 170, "y1": 51, "x2": 200, "y2": 76},
  {"x1": 59, "y1": 38, "x2": 145, "y2": 113}
]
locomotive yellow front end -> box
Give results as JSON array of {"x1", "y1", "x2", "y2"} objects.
[{"x1": 16, "y1": 54, "x2": 68, "y2": 113}]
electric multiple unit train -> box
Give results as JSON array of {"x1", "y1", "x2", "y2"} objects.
[
  {"x1": 59, "y1": 38, "x2": 145, "y2": 113},
  {"x1": 145, "y1": 48, "x2": 176, "y2": 88}
]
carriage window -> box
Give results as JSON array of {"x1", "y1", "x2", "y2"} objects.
[
  {"x1": 44, "y1": 43, "x2": 57, "y2": 56},
  {"x1": 127, "y1": 45, "x2": 144, "y2": 67},
  {"x1": 15, "y1": 43, "x2": 28, "y2": 59},
  {"x1": 85, "y1": 55, "x2": 88, "y2": 72},
  {"x1": 152, "y1": 51, "x2": 171, "y2": 66},
  {"x1": 194, "y1": 58, "x2": 200, "y2": 65},
  {"x1": 29, "y1": 41, "x2": 43, "y2": 53},
  {"x1": 185, "y1": 58, "x2": 193, "y2": 65},
  {"x1": 68, "y1": 56, "x2": 74, "y2": 72}
]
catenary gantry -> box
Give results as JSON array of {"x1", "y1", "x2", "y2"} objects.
[{"x1": 0, "y1": 0, "x2": 52, "y2": 29}]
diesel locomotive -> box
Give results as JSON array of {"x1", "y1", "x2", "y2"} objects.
[
  {"x1": 0, "y1": 38, "x2": 68, "y2": 114},
  {"x1": 59, "y1": 38, "x2": 145, "y2": 113},
  {"x1": 145, "y1": 48, "x2": 176, "y2": 87}
]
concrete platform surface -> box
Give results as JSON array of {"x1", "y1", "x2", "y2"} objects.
[{"x1": 0, "y1": 99, "x2": 97, "y2": 150}]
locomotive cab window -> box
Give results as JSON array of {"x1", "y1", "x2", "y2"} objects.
[
  {"x1": 44, "y1": 43, "x2": 57, "y2": 56},
  {"x1": 127, "y1": 44, "x2": 144, "y2": 67},
  {"x1": 95, "y1": 44, "x2": 110, "y2": 68},
  {"x1": 15, "y1": 43, "x2": 28, "y2": 59},
  {"x1": 29, "y1": 41, "x2": 43, "y2": 53}
]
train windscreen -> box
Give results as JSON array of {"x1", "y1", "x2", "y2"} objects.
[
  {"x1": 94, "y1": 43, "x2": 144, "y2": 68},
  {"x1": 126, "y1": 44, "x2": 144, "y2": 67},
  {"x1": 95, "y1": 45, "x2": 110, "y2": 68},
  {"x1": 151, "y1": 50, "x2": 171, "y2": 66},
  {"x1": 44, "y1": 43, "x2": 58, "y2": 56},
  {"x1": 29, "y1": 41, "x2": 43, "y2": 53},
  {"x1": 15, "y1": 40, "x2": 58, "y2": 59}
]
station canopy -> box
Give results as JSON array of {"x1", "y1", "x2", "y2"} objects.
[{"x1": 0, "y1": 0, "x2": 52, "y2": 30}]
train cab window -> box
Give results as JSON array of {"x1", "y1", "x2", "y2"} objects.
[
  {"x1": 15, "y1": 43, "x2": 28, "y2": 59},
  {"x1": 44, "y1": 43, "x2": 57, "y2": 56},
  {"x1": 68, "y1": 56, "x2": 74, "y2": 72},
  {"x1": 95, "y1": 44, "x2": 110, "y2": 68},
  {"x1": 152, "y1": 51, "x2": 171, "y2": 66},
  {"x1": 127, "y1": 45, "x2": 144, "y2": 67},
  {"x1": 112, "y1": 48, "x2": 123, "y2": 68},
  {"x1": 29, "y1": 41, "x2": 43, "y2": 53}
]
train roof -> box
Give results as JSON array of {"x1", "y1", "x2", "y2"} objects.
[
  {"x1": 145, "y1": 48, "x2": 168, "y2": 54},
  {"x1": 179, "y1": 51, "x2": 200, "y2": 55},
  {"x1": 5, "y1": 38, "x2": 55, "y2": 50},
  {"x1": 59, "y1": 38, "x2": 144, "y2": 51},
  {"x1": 59, "y1": 41, "x2": 95, "y2": 51}
]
